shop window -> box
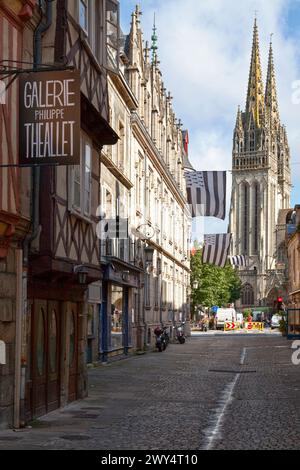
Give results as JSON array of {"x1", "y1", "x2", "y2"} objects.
[
  {"x1": 111, "y1": 286, "x2": 123, "y2": 350},
  {"x1": 87, "y1": 304, "x2": 95, "y2": 337}
]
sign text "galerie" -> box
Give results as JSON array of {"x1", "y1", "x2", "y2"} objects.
[{"x1": 19, "y1": 70, "x2": 80, "y2": 166}]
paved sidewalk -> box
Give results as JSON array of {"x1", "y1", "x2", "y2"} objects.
[{"x1": 0, "y1": 335, "x2": 299, "y2": 450}]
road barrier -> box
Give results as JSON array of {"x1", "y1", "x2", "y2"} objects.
[
  {"x1": 224, "y1": 322, "x2": 241, "y2": 331},
  {"x1": 223, "y1": 321, "x2": 264, "y2": 332},
  {"x1": 245, "y1": 322, "x2": 264, "y2": 331}
]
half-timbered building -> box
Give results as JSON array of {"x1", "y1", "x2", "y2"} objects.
[
  {"x1": 22, "y1": 0, "x2": 118, "y2": 421},
  {"x1": 0, "y1": 0, "x2": 34, "y2": 430}
]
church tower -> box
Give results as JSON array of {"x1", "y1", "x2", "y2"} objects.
[{"x1": 229, "y1": 19, "x2": 291, "y2": 307}]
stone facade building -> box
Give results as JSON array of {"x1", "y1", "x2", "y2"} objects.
[
  {"x1": 229, "y1": 19, "x2": 291, "y2": 308},
  {"x1": 88, "y1": 6, "x2": 191, "y2": 361}
]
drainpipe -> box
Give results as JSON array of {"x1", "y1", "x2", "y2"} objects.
[
  {"x1": 23, "y1": 0, "x2": 53, "y2": 264},
  {"x1": 18, "y1": 0, "x2": 53, "y2": 428}
]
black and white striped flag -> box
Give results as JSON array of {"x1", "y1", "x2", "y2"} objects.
[
  {"x1": 202, "y1": 234, "x2": 232, "y2": 268},
  {"x1": 229, "y1": 255, "x2": 247, "y2": 267},
  {"x1": 185, "y1": 171, "x2": 227, "y2": 220}
]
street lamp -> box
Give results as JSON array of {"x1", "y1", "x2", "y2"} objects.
[
  {"x1": 144, "y1": 245, "x2": 154, "y2": 266},
  {"x1": 192, "y1": 280, "x2": 199, "y2": 290},
  {"x1": 73, "y1": 265, "x2": 88, "y2": 285}
]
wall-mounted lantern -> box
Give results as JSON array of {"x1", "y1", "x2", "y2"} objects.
[
  {"x1": 74, "y1": 265, "x2": 88, "y2": 285},
  {"x1": 144, "y1": 245, "x2": 155, "y2": 266}
]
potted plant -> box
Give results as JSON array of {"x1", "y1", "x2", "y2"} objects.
[{"x1": 279, "y1": 316, "x2": 287, "y2": 337}]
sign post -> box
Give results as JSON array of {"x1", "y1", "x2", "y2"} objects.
[{"x1": 19, "y1": 69, "x2": 81, "y2": 166}]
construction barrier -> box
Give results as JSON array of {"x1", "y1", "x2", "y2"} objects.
[
  {"x1": 223, "y1": 322, "x2": 264, "y2": 332},
  {"x1": 245, "y1": 322, "x2": 264, "y2": 331},
  {"x1": 224, "y1": 322, "x2": 241, "y2": 331}
]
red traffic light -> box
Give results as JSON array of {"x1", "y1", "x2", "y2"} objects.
[{"x1": 277, "y1": 297, "x2": 283, "y2": 303}]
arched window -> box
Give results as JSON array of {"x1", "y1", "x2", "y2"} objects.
[
  {"x1": 250, "y1": 131, "x2": 255, "y2": 152},
  {"x1": 241, "y1": 283, "x2": 254, "y2": 306},
  {"x1": 253, "y1": 183, "x2": 260, "y2": 254},
  {"x1": 243, "y1": 184, "x2": 249, "y2": 253}
]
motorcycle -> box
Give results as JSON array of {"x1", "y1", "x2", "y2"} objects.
[
  {"x1": 154, "y1": 325, "x2": 169, "y2": 352},
  {"x1": 174, "y1": 323, "x2": 186, "y2": 344}
]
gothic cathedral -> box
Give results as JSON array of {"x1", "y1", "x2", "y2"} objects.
[{"x1": 229, "y1": 19, "x2": 291, "y2": 307}]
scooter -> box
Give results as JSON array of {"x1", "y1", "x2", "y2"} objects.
[
  {"x1": 174, "y1": 323, "x2": 186, "y2": 344},
  {"x1": 154, "y1": 325, "x2": 169, "y2": 352}
]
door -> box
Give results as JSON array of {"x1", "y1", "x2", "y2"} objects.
[
  {"x1": 32, "y1": 300, "x2": 47, "y2": 417},
  {"x1": 68, "y1": 304, "x2": 78, "y2": 402},
  {"x1": 47, "y1": 302, "x2": 60, "y2": 412},
  {"x1": 30, "y1": 300, "x2": 61, "y2": 418}
]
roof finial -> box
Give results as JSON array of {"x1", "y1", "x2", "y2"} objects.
[
  {"x1": 151, "y1": 13, "x2": 158, "y2": 65},
  {"x1": 135, "y1": 4, "x2": 142, "y2": 26}
]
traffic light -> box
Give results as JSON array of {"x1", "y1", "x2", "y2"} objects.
[{"x1": 277, "y1": 297, "x2": 284, "y2": 311}]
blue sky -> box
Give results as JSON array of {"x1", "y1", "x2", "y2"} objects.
[{"x1": 120, "y1": 0, "x2": 300, "y2": 234}]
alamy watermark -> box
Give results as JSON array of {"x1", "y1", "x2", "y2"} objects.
[
  {"x1": 0, "y1": 340, "x2": 6, "y2": 365},
  {"x1": 291, "y1": 81, "x2": 300, "y2": 104},
  {"x1": 0, "y1": 80, "x2": 6, "y2": 104},
  {"x1": 291, "y1": 340, "x2": 300, "y2": 365}
]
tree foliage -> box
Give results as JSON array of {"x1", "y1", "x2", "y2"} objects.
[{"x1": 191, "y1": 249, "x2": 242, "y2": 309}]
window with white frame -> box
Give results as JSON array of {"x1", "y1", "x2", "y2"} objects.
[{"x1": 70, "y1": 133, "x2": 92, "y2": 217}]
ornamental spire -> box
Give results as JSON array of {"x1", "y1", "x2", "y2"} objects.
[
  {"x1": 151, "y1": 13, "x2": 158, "y2": 65},
  {"x1": 245, "y1": 18, "x2": 265, "y2": 128},
  {"x1": 235, "y1": 105, "x2": 243, "y2": 133},
  {"x1": 265, "y1": 36, "x2": 280, "y2": 126}
]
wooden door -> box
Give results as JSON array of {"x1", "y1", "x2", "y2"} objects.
[
  {"x1": 32, "y1": 300, "x2": 47, "y2": 418},
  {"x1": 47, "y1": 301, "x2": 60, "y2": 412},
  {"x1": 68, "y1": 304, "x2": 78, "y2": 402}
]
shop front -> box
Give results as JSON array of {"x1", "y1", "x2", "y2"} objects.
[{"x1": 100, "y1": 260, "x2": 141, "y2": 361}]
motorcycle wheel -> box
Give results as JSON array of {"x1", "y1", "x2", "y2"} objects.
[
  {"x1": 162, "y1": 341, "x2": 167, "y2": 351},
  {"x1": 179, "y1": 337, "x2": 185, "y2": 344},
  {"x1": 157, "y1": 344, "x2": 163, "y2": 352}
]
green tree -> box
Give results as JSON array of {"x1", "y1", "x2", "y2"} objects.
[{"x1": 191, "y1": 249, "x2": 242, "y2": 310}]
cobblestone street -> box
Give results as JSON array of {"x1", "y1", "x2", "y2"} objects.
[{"x1": 0, "y1": 335, "x2": 299, "y2": 450}]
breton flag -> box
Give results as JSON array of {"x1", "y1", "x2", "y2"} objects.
[
  {"x1": 185, "y1": 171, "x2": 227, "y2": 220},
  {"x1": 229, "y1": 255, "x2": 247, "y2": 267},
  {"x1": 202, "y1": 234, "x2": 232, "y2": 268}
]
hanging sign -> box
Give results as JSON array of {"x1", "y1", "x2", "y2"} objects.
[{"x1": 19, "y1": 69, "x2": 80, "y2": 166}]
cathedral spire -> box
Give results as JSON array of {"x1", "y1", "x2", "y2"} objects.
[
  {"x1": 245, "y1": 18, "x2": 265, "y2": 128},
  {"x1": 265, "y1": 37, "x2": 280, "y2": 125}
]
